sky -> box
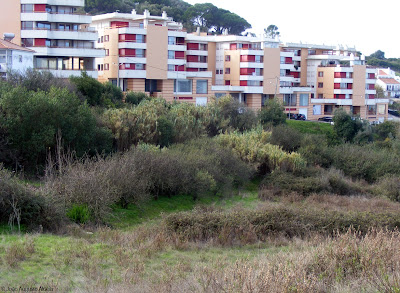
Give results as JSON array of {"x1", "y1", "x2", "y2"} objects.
[{"x1": 184, "y1": 0, "x2": 400, "y2": 58}]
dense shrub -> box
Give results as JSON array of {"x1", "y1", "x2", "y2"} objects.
[
  {"x1": 333, "y1": 108, "x2": 362, "y2": 142},
  {"x1": 165, "y1": 205, "x2": 400, "y2": 244},
  {"x1": 70, "y1": 72, "x2": 123, "y2": 107},
  {"x1": 216, "y1": 128, "x2": 306, "y2": 174},
  {"x1": 125, "y1": 91, "x2": 149, "y2": 105},
  {"x1": 373, "y1": 175, "x2": 400, "y2": 202},
  {"x1": 0, "y1": 165, "x2": 63, "y2": 231},
  {"x1": 66, "y1": 204, "x2": 91, "y2": 224},
  {"x1": 269, "y1": 124, "x2": 302, "y2": 152},
  {"x1": 259, "y1": 168, "x2": 364, "y2": 199},
  {"x1": 298, "y1": 134, "x2": 332, "y2": 167},
  {"x1": 45, "y1": 139, "x2": 252, "y2": 222},
  {"x1": 374, "y1": 121, "x2": 399, "y2": 140},
  {"x1": 259, "y1": 98, "x2": 286, "y2": 127},
  {"x1": 0, "y1": 86, "x2": 112, "y2": 170}
]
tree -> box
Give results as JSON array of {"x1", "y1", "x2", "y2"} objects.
[
  {"x1": 259, "y1": 99, "x2": 286, "y2": 127},
  {"x1": 333, "y1": 108, "x2": 362, "y2": 142},
  {"x1": 264, "y1": 25, "x2": 280, "y2": 39},
  {"x1": 375, "y1": 84, "x2": 385, "y2": 99},
  {"x1": 369, "y1": 50, "x2": 385, "y2": 60}
]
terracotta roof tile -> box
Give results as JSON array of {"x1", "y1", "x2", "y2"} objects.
[
  {"x1": 0, "y1": 39, "x2": 35, "y2": 52},
  {"x1": 379, "y1": 78, "x2": 400, "y2": 84},
  {"x1": 378, "y1": 70, "x2": 388, "y2": 76}
]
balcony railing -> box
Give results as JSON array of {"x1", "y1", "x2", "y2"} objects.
[
  {"x1": 22, "y1": 27, "x2": 96, "y2": 33},
  {"x1": 21, "y1": 10, "x2": 88, "y2": 16}
]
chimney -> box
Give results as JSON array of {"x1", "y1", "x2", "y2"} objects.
[
  {"x1": 162, "y1": 11, "x2": 167, "y2": 19},
  {"x1": 196, "y1": 27, "x2": 201, "y2": 36},
  {"x1": 3, "y1": 33, "x2": 15, "y2": 42},
  {"x1": 144, "y1": 9, "x2": 150, "y2": 17},
  {"x1": 131, "y1": 9, "x2": 136, "y2": 15}
]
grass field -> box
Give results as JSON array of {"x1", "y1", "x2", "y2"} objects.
[{"x1": 286, "y1": 119, "x2": 334, "y2": 135}]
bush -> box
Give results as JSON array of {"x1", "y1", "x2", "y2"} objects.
[
  {"x1": 373, "y1": 175, "x2": 400, "y2": 202},
  {"x1": 333, "y1": 108, "x2": 363, "y2": 142},
  {"x1": 66, "y1": 204, "x2": 91, "y2": 224},
  {"x1": 216, "y1": 128, "x2": 306, "y2": 174},
  {"x1": 0, "y1": 86, "x2": 112, "y2": 170},
  {"x1": 259, "y1": 99, "x2": 286, "y2": 127},
  {"x1": 125, "y1": 92, "x2": 149, "y2": 105},
  {"x1": 298, "y1": 134, "x2": 332, "y2": 167},
  {"x1": 0, "y1": 165, "x2": 63, "y2": 231},
  {"x1": 269, "y1": 124, "x2": 302, "y2": 152}
]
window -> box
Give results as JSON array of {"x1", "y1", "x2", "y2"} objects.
[
  {"x1": 174, "y1": 79, "x2": 192, "y2": 93},
  {"x1": 225, "y1": 55, "x2": 231, "y2": 61},
  {"x1": 136, "y1": 49, "x2": 144, "y2": 57},
  {"x1": 104, "y1": 63, "x2": 109, "y2": 70},
  {"x1": 105, "y1": 49, "x2": 109, "y2": 56},
  {"x1": 225, "y1": 80, "x2": 231, "y2": 85},
  {"x1": 199, "y1": 43, "x2": 207, "y2": 50},
  {"x1": 318, "y1": 82, "x2": 323, "y2": 88},
  {"x1": 101, "y1": 36, "x2": 104, "y2": 43},
  {"x1": 136, "y1": 35, "x2": 144, "y2": 43},
  {"x1": 300, "y1": 94, "x2": 308, "y2": 106},
  {"x1": 168, "y1": 36, "x2": 175, "y2": 45},
  {"x1": 255, "y1": 55, "x2": 263, "y2": 63},
  {"x1": 283, "y1": 94, "x2": 296, "y2": 106},
  {"x1": 199, "y1": 56, "x2": 207, "y2": 63},
  {"x1": 318, "y1": 94, "x2": 323, "y2": 99},
  {"x1": 368, "y1": 105, "x2": 376, "y2": 115},
  {"x1": 324, "y1": 105, "x2": 333, "y2": 114},
  {"x1": 168, "y1": 50, "x2": 174, "y2": 59},
  {"x1": 196, "y1": 80, "x2": 208, "y2": 94},
  {"x1": 19, "y1": 55, "x2": 22, "y2": 62},
  {"x1": 104, "y1": 35, "x2": 109, "y2": 42},
  {"x1": 280, "y1": 69, "x2": 286, "y2": 77},
  {"x1": 313, "y1": 105, "x2": 322, "y2": 115},
  {"x1": 280, "y1": 56, "x2": 285, "y2": 64},
  {"x1": 225, "y1": 68, "x2": 230, "y2": 74},
  {"x1": 378, "y1": 104, "x2": 386, "y2": 115},
  {"x1": 318, "y1": 71, "x2": 323, "y2": 77},
  {"x1": 168, "y1": 64, "x2": 174, "y2": 71},
  {"x1": 135, "y1": 63, "x2": 144, "y2": 70}
]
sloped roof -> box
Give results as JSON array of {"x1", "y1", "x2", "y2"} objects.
[
  {"x1": 0, "y1": 39, "x2": 35, "y2": 53},
  {"x1": 379, "y1": 78, "x2": 400, "y2": 84},
  {"x1": 378, "y1": 70, "x2": 388, "y2": 76}
]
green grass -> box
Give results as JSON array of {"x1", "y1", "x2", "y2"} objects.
[
  {"x1": 108, "y1": 179, "x2": 260, "y2": 229},
  {"x1": 287, "y1": 119, "x2": 333, "y2": 135}
]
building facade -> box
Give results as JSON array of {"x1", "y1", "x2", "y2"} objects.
[
  {"x1": 91, "y1": 10, "x2": 388, "y2": 122},
  {"x1": 377, "y1": 68, "x2": 400, "y2": 99},
  {"x1": 0, "y1": 0, "x2": 104, "y2": 78},
  {"x1": 0, "y1": 37, "x2": 35, "y2": 79}
]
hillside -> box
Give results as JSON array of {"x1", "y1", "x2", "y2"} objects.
[
  {"x1": 84, "y1": 0, "x2": 251, "y2": 35},
  {"x1": 366, "y1": 50, "x2": 400, "y2": 73}
]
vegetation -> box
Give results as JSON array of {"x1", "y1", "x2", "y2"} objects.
[
  {"x1": 84, "y1": 0, "x2": 251, "y2": 35},
  {"x1": 367, "y1": 50, "x2": 400, "y2": 73},
  {"x1": 2, "y1": 70, "x2": 400, "y2": 292}
]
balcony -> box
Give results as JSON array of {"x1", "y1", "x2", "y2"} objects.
[
  {"x1": 21, "y1": 28, "x2": 97, "y2": 41},
  {"x1": 119, "y1": 57, "x2": 146, "y2": 64},
  {"x1": 39, "y1": 69, "x2": 97, "y2": 78},
  {"x1": 240, "y1": 62, "x2": 264, "y2": 69},
  {"x1": 21, "y1": 12, "x2": 92, "y2": 24},
  {"x1": 186, "y1": 71, "x2": 212, "y2": 78},
  {"x1": 186, "y1": 62, "x2": 208, "y2": 69},
  {"x1": 119, "y1": 42, "x2": 146, "y2": 50},
  {"x1": 21, "y1": 0, "x2": 84, "y2": 6},
  {"x1": 333, "y1": 89, "x2": 353, "y2": 95},
  {"x1": 119, "y1": 70, "x2": 146, "y2": 79},
  {"x1": 118, "y1": 27, "x2": 147, "y2": 35},
  {"x1": 31, "y1": 46, "x2": 104, "y2": 58},
  {"x1": 186, "y1": 50, "x2": 208, "y2": 56},
  {"x1": 168, "y1": 58, "x2": 186, "y2": 66},
  {"x1": 168, "y1": 44, "x2": 186, "y2": 51}
]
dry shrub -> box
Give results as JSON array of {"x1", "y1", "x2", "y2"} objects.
[
  {"x1": 3, "y1": 236, "x2": 36, "y2": 268},
  {"x1": 373, "y1": 175, "x2": 400, "y2": 202}
]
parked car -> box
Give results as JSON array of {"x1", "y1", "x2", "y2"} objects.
[
  {"x1": 287, "y1": 113, "x2": 306, "y2": 120},
  {"x1": 389, "y1": 109, "x2": 400, "y2": 117},
  {"x1": 318, "y1": 116, "x2": 334, "y2": 124}
]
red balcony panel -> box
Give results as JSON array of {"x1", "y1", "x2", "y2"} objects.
[
  {"x1": 175, "y1": 65, "x2": 185, "y2": 72},
  {"x1": 225, "y1": 80, "x2": 231, "y2": 85},
  {"x1": 119, "y1": 48, "x2": 135, "y2": 56},
  {"x1": 240, "y1": 68, "x2": 255, "y2": 75},
  {"x1": 347, "y1": 84, "x2": 353, "y2": 89},
  {"x1": 187, "y1": 55, "x2": 198, "y2": 62},
  {"x1": 187, "y1": 43, "x2": 199, "y2": 50},
  {"x1": 240, "y1": 80, "x2": 247, "y2": 86},
  {"x1": 230, "y1": 43, "x2": 237, "y2": 50},
  {"x1": 369, "y1": 94, "x2": 376, "y2": 99},
  {"x1": 368, "y1": 73, "x2": 376, "y2": 79},
  {"x1": 178, "y1": 97, "x2": 193, "y2": 100},
  {"x1": 291, "y1": 72, "x2": 300, "y2": 78},
  {"x1": 175, "y1": 51, "x2": 185, "y2": 59},
  {"x1": 119, "y1": 34, "x2": 136, "y2": 42},
  {"x1": 334, "y1": 83, "x2": 340, "y2": 89},
  {"x1": 111, "y1": 21, "x2": 129, "y2": 28},
  {"x1": 334, "y1": 72, "x2": 347, "y2": 78},
  {"x1": 186, "y1": 68, "x2": 198, "y2": 72},
  {"x1": 368, "y1": 84, "x2": 375, "y2": 90},
  {"x1": 34, "y1": 39, "x2": 46, "y2": 47},
  {"x1": 242, "y1": 43, "x2": 249, "y2": 49},
  {"x1": 34, "y1": 4, "x2": 46, "y2": 12},
  {"x1": 240, "y1": 55, "x2": 255, "y2": 62},
  {"x1": 335, "y1": 94, "x2": 345, "y2": 99},
  {"x1": 285, "y1": 57, "x2": 293, "y2": 64}
]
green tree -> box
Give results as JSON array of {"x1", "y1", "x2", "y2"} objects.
[
  {"x1": 333, "y1": 108, "x2": 362, "y2": 142},
  {"x1": 375, "y1": 84, "x2": 385, "y2": 98},
  {"x1": 264, "y1": 25, "x2": 280, "y2": 38},
  {"x1": 259, "y1": 99, "x2": 286, "y2": 127},
  {"x1": 370, "y1": 50, "x2": 385, "y2": 60},
  {"x1": 0, "y1": 86, "x2": 112, "y2": 169}
]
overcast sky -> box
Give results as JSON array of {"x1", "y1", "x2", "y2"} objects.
[{"x1": 184, "y1": 0, "x2": 400, "y2": 58}]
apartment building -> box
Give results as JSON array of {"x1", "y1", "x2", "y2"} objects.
[
  {"x1": 0, "y1": 0, "x2": 104, "y2": 78},
  {"x1": 91, "y1": 10, "x2": 388, "y2": 122},
  {"x1": 376, "y1": 68, "x2": 400, "y2": 98},
  {"x1": 0, "y1": 35, "x2": 35, "y2": 79}
]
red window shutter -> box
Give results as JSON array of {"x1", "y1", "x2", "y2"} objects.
[
  {"x1": 175, "y1": 51, "x2": 185, "y2": 59},
  {"x1": 225, "y1": 80, "x2": 231, "y2": 85},
  {"x1": 187, "y1": 55, "x2": 198, "y2": 62},
  {"x1": 111, "y1": 21, "x2": 129, "y2": 28},
  {"x1": 240, "y1": 81, "x2": 247, "y2": 86},
  {"x1": 285, "y1": 57, "x2": 292, "y2": 64},
  {"x1": 34, "y1": 4, "x2": 46, "y2": 12},
  {"x1": 347, "y1": 84, "x2": 353, "y2": 89},
  {"x1": 248, "y1": 55, "x2": 256, "y2": 62},
  {"x1": 187, "y1": 43, "x2": 199, "y2": 50},
  {"x1": 34, "y1": 39, "x2": 46, "y2": 47},
  {"x1": 186, "y1": 68, "x2": 198, "y2": 72},
  {"x1": 334, "y1": 83, "x2": 340, "y2": 89},
  {"x1": 230, "y1": 43, "x2": 237, "y2": 50},
  {"x1": 125, "y1": 34, "x2": 135, "y2": 41}
]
